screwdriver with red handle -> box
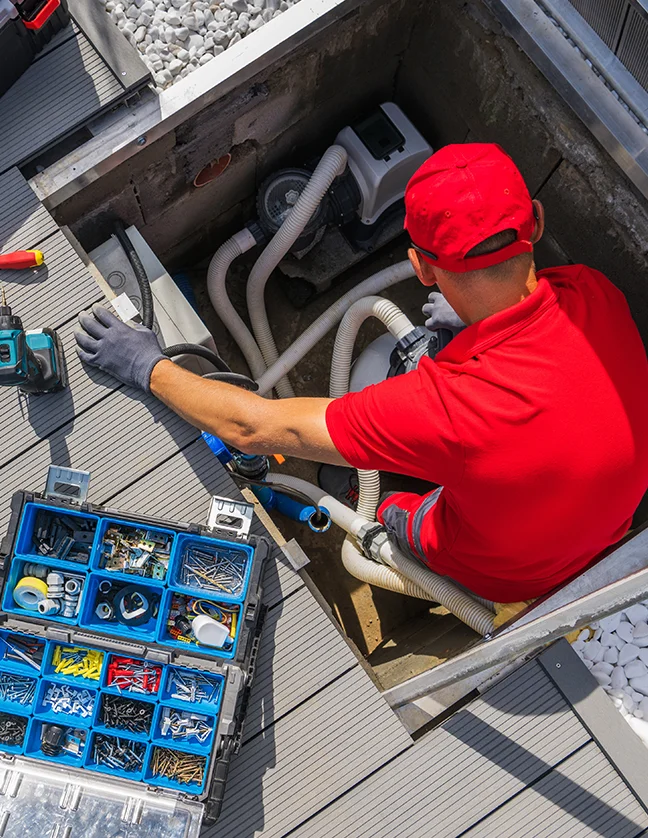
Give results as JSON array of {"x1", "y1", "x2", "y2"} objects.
[{"x1": 0, "y1": 250, "x2": 44, "y2": 270}]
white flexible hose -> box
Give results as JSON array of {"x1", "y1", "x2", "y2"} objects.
[
  {"x1": 329, "y1": 296, "x2": 414, "y2": 399},
  {"x1": 329, "y1": 296, "x2": 414, "y2": 521},
  {"x1": 265, "y1": 473, "x2": 496, "y2": 635},
  {"x1": 256, "y1": 261, "x2": 415, "y2": 396},
  {"x1": 341, "y1": 537, "x2": 436, "y2": 601},
  {"x1": 247, "y1": 145, "x2": 349, "y2": 398},
  {"x1": 206, "y1": 229, "x2": 267, "y2": 379},
  {"x1": 377, "y1": 541, "x2": 495, "y2": 635}
]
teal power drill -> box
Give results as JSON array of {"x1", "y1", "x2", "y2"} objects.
[{"x1": 0, "y1": 289, "x2": 66, "y2": 394}]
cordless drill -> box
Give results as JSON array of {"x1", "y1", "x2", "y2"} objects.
[{"x1": 0, "y1": 289, "x2": 66, "y2": 394}]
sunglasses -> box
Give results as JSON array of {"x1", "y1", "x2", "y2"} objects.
[{"x1": 410, "y1": 241, "x2": 437, "y2": 261}]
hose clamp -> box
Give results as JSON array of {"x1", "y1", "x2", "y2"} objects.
[
  {"x1": 388, "y1": 327, "x2": 431, "y2": 378},
  {"x1": 357, "y1": 523, "x2": 390, "y2": 562}
]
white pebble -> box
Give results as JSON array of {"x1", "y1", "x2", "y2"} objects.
[
  {"x1": 630, "y1": 675, "x2": 648, "y2": 696},
  {"x1": 638, "y1": 649, "x2": 648, "y2": 665},
  {"x1": 599, "y1": 612, "x2": 622, "y2": 633},
  {"x1": 600, "y1": 631, "x2": 616, "y2": 647},
  {"x1": 593, "y1": 670, "x2": 611, "y2": 686},
  {"x1": 168, "y1": 58, "x2": 184, "y2": 73},
  {"x1": 634, "y1": 622, "x2": 648, "y2": 646},
  {"x1": 611, "y1": 667, "x2": 628, "y2": 689},
  {"x1": 617, "y1": 622, "x2": 635, "y2": 643},
  {"x1": 627, "y1": 604, "x2": 648, "y2": 625},
  {"x1": 619, "y1": 644, "x2": 640, "y2": 666},
  {"x1": 199, "y1": 53, "x2": 213, "y2": 64},
  {"x1": 582, "y1": 640, "x2": 604, "y2": 662},
  {"x1": 623, "y1": 693, "x2": 636, "y2": 712},
  {"x1": 603, "y1": 647, "x2": 619, "y2": 664},
  {"x1": 591, "y1": 662, "x2": 614, "y2": 675},
  {"x1": 624, "y1": 660, "x2": 647, "y2": 680}
]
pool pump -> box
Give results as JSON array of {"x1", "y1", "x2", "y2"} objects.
[{"x1": 254, "y1": 103, "x2": 432, "y2": 303}]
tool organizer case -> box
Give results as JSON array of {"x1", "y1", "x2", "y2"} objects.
[
  {"x1": 0, "y1": 0, "x2": 71, "y2": 99},
  {"x1": 0, "y1": 472, "x2": 270, "y2": 833}
]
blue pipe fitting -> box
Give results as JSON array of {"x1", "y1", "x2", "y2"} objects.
[{"x1": 253, "y1": 487, "x2": 331, "y2": 533}]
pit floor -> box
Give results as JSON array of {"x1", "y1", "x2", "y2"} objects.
[{"x1": 188, "y1": 226, "x2": 570, "y2": 687}]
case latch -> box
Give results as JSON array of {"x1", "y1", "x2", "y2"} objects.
[
  {"x1": 207, "y1": 496, "x2": 253, "y2": 541},
  {"x1": 45, "y1": 465, "x2": 91, "y2": 504}
]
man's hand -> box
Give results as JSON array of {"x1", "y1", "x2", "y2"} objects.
[
  {"x1": 74, "y1": 304, "x2": 166, "y2": 392},
  {"x1": 422, "y1": 291, "x2": 466, "y2": 337}
]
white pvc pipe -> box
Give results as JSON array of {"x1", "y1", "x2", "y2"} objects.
[
  {"x1": 256, "y1": 260, "x2": 415, "y2": 396},
  {"x1": 247, "y1": 145, "x2": 349, "y2": 398},
  {"x1": 206, "y1": 228, "x2": 267, "y2": 379},
  {"x1": 265, "y1": 473, "x2": 496, "y2": 635},
  {"x1": 329, "y1": 296, "x2": 414, "y2": 521}
]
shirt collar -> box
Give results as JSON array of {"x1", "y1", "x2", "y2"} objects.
[{"x1": 434, "y1": 275, "x2": 558, "y2": 365}]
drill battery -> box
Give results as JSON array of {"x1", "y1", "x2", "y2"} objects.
[{"x1": 0, "y1": 0, "x2": 70, "y2": 99}]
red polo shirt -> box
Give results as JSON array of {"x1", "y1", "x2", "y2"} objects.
[{"x1": 326, "y1": 266, "x2": 648, "y2": 602}]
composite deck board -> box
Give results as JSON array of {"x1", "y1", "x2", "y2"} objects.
[
  {"x1": 242, "y1": 585, "x2": 361, "y2": 740},
  {"x1": 0, "y1": 34, "x2": 125, "y2": 174},
  {"x1": 211, "y1": 669, "x2": 411, "y2": 838},
  {"x1": 288, "y1": 661, "x2": 593, "y2": 838},
  {"x1": 0, "y1": 232, "x2": 104, "y2": 335},
  {"x1": 464, "y1": 742, "x2": 648, "y2": 837},
  {"x1": 0, "y1": 169, "x2": 59, "y2": 253}
]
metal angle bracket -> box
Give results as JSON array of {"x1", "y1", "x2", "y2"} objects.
[
  {"x1": 207, "y1": 495, "x2": 254, "y2": 541},
  {"x1": 45, "y1": 465, "x2": 91, "y2": 505}
]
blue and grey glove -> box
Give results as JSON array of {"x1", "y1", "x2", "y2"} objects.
[
  {"x1": 74, "y1": 304, "x2": 166, "y2": 392},
  {"x1": 422, "y1": 291, "x2": 466, "y2": 338}
]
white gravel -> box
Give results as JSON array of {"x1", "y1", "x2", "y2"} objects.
[
  {"x1": 574, "y1": 603, "x2": 648, "y2": 748},
  {"x1": 99, "y1": 0, "x2": 301, "y2": 91}
]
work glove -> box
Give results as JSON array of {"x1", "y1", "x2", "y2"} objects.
[
  {"x1": 422, "y1": 291, "x2": 466, "y2": 338},
  {"x1": 74, "y1": 304, "x2": 167, "y2": 393}
]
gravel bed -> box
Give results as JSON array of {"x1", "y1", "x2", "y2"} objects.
[
  {"x1": 98, "y1": 0, "x2": 301, "y2": 91},
  {"x1": 574, "y1": 602, "x2": 648, "y2": 748}
]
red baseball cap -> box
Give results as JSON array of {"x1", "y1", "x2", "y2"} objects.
[{"x1": 404, "y1": 143, "x2": 535, "y2": 273}]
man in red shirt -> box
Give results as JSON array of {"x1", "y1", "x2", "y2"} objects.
[{"x1": 75, "y1": 144, "x2": 648, "y2": 603}]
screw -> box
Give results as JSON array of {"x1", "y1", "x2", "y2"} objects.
[{"x1": 137, "y1": 136, "x2": 147, "y2": 146}]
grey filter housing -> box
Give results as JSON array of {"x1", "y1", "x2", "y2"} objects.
[{"x1": 336, "y1": 102, "x2": 433, "y2": 226}]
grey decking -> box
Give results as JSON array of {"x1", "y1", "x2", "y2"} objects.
[
  {"x1": 289, "y1": 647, "x2": 648, "y2": 838},
  {"x1": 0, "y1": 11, "x2": 149, "y2": 176}
]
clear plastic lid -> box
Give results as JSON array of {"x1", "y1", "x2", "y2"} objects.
[{"x1": 0, "y1": 756, "x2": 203, "y2": 837}]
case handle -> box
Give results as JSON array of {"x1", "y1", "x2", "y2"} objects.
[{"x1": 22, "y1": 0, "x2": 61, "y2": 30}]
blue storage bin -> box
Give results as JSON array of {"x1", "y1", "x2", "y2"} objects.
[
  {"x1": 35, "y1": 679, "x2": 97, "y2": 727},
  {"x1": 0, "y1": 710, "x2": 30, "y2": 754},
  {"x1": 84, "y1": 731, "x2": 148, "y2": 780},
  {"x1": 43, "y1": 642, "x2": 105, "y2": 688},
  {"x1": 79, "y1": 574, "x2": 162, "y2": 641},
  {"x1": 92, "y1": 518, "x2": 174, "y2": 584},
  {"x1": 0, "y1": 667, "x2": 38, "y2": 713},
  {"x1": 156, "y1": 590, "x2": 240, "y2": 659},
  {"x1": 2, "y1": 559, "x2": 87, "y2": 625},
  {"x1": 93, "y1": 691, "x2": 156, "y2": 741},
  {"x1": 15, "y1": 503, "x2": 98, "y2": 566},
  {"x1": 168, "y1": 533, "x2": 254, "y2": 602},
  {"x1": 100, "y1": 653, "x2": 164, "y2": 699},
  {"x1": 161, "y1": 665, "x2": 224, "y2": 714},
  {"x1": 145, "y1": 745, "x2": 209, "y2": 795},
  {"x1": 152, "y1": 703, "x2": 216, "y2": 753},
  {"x1": 25, "y1": 719, "x2": 87, "y2": 766},
  {"x1": 0, "y1": 630, "x2": 46, "y2": 674}
]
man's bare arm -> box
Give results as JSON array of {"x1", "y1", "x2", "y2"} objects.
[{"x1": 150, "y1": 360, "x2": 349, "y2": 465}]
